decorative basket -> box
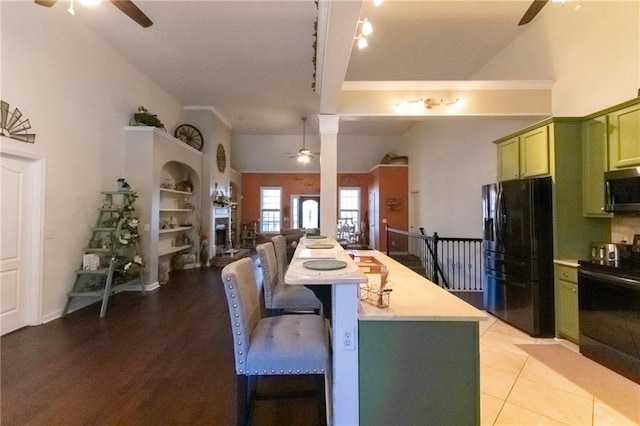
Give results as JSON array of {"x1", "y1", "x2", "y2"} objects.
[
  {"x1": 360, "y1": 284, "x2": 391, "y2": 308},
  {"x1": 355, "y1": 255, "x2": 392, "y2": 308}
]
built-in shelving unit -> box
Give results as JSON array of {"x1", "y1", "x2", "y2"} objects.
[
  {"x1": 159, "y1": 176, "x2": 197, "y2": 269},
  {"x1": 123, "y1": 126, "x2": 203, "y2": 288}
]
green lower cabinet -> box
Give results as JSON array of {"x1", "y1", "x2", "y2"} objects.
[
  {"x1": 359, "y1": 320, "x2": 480, "y2": 426},
  {"x1": 555, "y1": 264, "x2": 579, "y2": 343}
]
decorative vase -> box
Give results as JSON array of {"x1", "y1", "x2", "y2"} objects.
[
  {"x1": 171, "y1": 254, "x2": 185, "y2": 271},
  {"x1": 200, "y1": 246, "x2": 209, "y2": 267}
]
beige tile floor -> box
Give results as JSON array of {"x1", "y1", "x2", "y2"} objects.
[{"x1": 480, "y1": 314, "x2": 640, "y2": 425}]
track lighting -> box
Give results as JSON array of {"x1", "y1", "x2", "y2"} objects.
[
  {"x1": 359, "y1": 18, "x2": 373, "y2": 36},
  {"x1": 354, "y1": 17, "x2": 373, "y2": 49},
  {"x1": 356, "y1": 35, "x2": 369, "y2": 49}
]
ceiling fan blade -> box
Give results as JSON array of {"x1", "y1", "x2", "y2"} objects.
[
  {"x1": 518, "y1": 0, "x2": 548, "y2": 26},
  {"x1": 34, "y1": 0, "x2": 58, "y2": 7},
  {"x1": 109, "y1": 0, "x2": 153, "y2": 28}
]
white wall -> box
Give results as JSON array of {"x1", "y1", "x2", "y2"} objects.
[
  {"x1": 403, "y1": 118, "x2": 536, "y2": 237},
  {"x1": 472, "y1": 1, "x2": 640, "y2": 115},
  {"x1": 1, "y1": 2, "x2": 184, "y2": 320},
  {"x1": 405, "y1": 2, "x2": 639, "y2": 239}
]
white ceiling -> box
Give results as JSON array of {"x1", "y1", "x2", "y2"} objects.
[{"x1": 60, "y1": 0, "x2": 549, "y2": 137}]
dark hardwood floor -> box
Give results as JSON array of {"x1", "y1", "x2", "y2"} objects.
[{"x1": 1, "y1": 266, "x2": 321, "y2": 425}]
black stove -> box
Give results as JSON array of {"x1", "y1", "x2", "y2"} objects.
[
  {"x1": 578, "y1": 258, "x2": 640, "y2": 281},
  {"x1": 578, "y1": 257, "x2": 640, "y2": 384}
]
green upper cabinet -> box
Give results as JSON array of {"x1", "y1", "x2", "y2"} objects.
[
  {"x1": 495, "y1": 118, "x2": 610, "y2": 259},
  {"x1": 497, "y1": 136, "x2": 520, "y2": 181},
  {"x1": 520, "y1": 126, "x2": 550, "y2": 178},
  {"x1": 497, "y1": 126, "x2": 549, "y2": 181},
  {"x1": 582, "y1": 115, "x2": 612, "y2": 218},
  {"x1": 609, "y1": 102, "x2": 640, "y2": 169}
]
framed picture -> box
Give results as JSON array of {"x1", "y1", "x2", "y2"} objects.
[
  {"x1": 83, "y1": 254, "x2": 100, "y2": 271},
  {"x1": 633, "y1": 234, "x2": 640, "y2": 253}
]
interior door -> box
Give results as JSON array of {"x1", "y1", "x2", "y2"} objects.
[
  {"x1": 1, "y1": 155, "x2": 34, "y2": 334},
  {"x1": 299, "y1": 196, "x2": 320, "y2": 230}
]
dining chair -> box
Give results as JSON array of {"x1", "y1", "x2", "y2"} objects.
[
  {"x1": 256, "y1": 242, "x2": 321, "y2": 315},
  {"x1": 271, "y1": 234, "x2": 289, "y2": 283},
  {"x1": 221, "y1": 257, "x2": 329, "y2": 426}
]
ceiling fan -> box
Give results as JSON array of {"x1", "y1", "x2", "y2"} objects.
[
  {"x1": 518, "y1": 0, "x2": 548, "y2": 26},
  {"x1": 287, "y1": 116, "x2": 319, "y2": 164},
  {"x1": 35, "y1": 0, "x2": 153, "y2": 28}
]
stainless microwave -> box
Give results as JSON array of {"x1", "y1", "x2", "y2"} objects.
[{"x1": 604, "y1": 168, "x2": 640, "y2": 212}]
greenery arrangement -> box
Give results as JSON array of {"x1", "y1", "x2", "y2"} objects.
[
  {"x1": 102, "y1": 181, "x2": 145, "y2": 282},
  {"x1": 213, "y1": 190, "x2": 232, "y2": 206}
]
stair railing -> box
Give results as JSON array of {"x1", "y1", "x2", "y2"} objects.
[{"x1": 385, "y1": 225, "x2": 483, "y2": 292}]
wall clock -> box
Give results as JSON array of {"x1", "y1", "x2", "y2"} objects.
[
  {"x1": 174, "y1": 124, "x2": 203, "y2": 151},
  {"x1": 216, "y1": 144, "x2": 226, "y2": 173}
]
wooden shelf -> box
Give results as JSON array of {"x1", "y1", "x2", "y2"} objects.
[
  {"x1": 159, "y1": 244, "x2": 193, "y2": 257},
  {"x1": 159, "y1": 226, "x2": 193, "y2": 234},
  {"x1": 159, "y1": 208, "x2": 194, "y2": 212},
  {"x1": 160, "y1": 188, "x2": 194, "y2": 196},
  {"x1": 68, "y1": 277, "x2": 142, "y2": 298},
  {"x1": 101, "y1": 190, "x2": 136, "y2": 196},
  {"x1": 75, "y1": 267, "x2": 110, "y2": 275}
]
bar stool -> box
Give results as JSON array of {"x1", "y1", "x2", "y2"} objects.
[
  {"x1": 221, "y1": 257, "x2": 329, "y2": 425},
  {"x1": 271, "y1": 234, "x2": 289, "y2": 283},
  {"x1": 256, "y1": 242, "x2": 321, "y2": 315}
]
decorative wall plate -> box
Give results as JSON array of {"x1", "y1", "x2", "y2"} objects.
[
  {"x1": 216, "y1": 143, "x2": 226, "y2": 173},
  {"x1": 174, "y1": 124, "x2": 203, "y2": 151}
]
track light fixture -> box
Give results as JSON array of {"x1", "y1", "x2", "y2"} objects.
[
  {"x1": 356, "y1": 35, "x2": 369, "y2": 49},
  {"x1": 355, "y1": 18, "x2": 373, "y2": 49},
  {"x1": 359, "y1": 18, "x2": 373, "y2": 36}
]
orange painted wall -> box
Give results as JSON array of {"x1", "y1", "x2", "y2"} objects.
[
  {"x1": 240, "y1": 173, "x2": 369, "y2": 231},
  {"x1": 370, "y1": 165, "x2": 409, "y2": 251}
]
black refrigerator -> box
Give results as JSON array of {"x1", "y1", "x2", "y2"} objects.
[{"x1": 482, "y1": 177, "x2": 555, "y2": 337}]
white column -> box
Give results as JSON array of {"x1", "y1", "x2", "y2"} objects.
[
  {"x1": 332, "y1": 283, "x2": 360, "y2": 426},
  {"x1": 318, "y1": 114, "x2": 339, "y2": 238},
  {"x1": 318, "y1": 114, "x2": 359, "y2": 425}
]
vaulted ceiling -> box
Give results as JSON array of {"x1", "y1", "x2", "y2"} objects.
[{"x1": 55, "y1": 0, "x2": 557, "y2": 137}]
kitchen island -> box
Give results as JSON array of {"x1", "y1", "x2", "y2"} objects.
[
  {"x1": 285, "y1": 240, "x2": 486, "y2": 425},
  {"x1": 357, "y1": 250, "x2": 486, "y2": 425}
]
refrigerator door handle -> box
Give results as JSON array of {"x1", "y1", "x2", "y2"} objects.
[{"x1": 496, "y1": 184, "x2": 504, "y2": 247}]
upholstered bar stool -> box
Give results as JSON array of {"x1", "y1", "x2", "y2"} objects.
[
  {"x1": 256, "y1": 242, "x2": 321, "y2": 315},
  {"x1": 221, "y1": 257, "x2": 330, "y2": 426},
  {"x1": 271, "y1": 234, "x2": 289, "y2": 283}
]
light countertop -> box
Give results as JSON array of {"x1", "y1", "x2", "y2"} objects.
[
  {"x1": 355, "y1": 250, "x2": 487, "y2": 322},
  {"x1": 285, "y1": 237, "x2": 367, "y2": 285}
]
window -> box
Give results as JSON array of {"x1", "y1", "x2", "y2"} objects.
[
  {"x1": 260, "y1": 187, "x2": 282, "y2": 233},
  {"x1": 291, "y1": 197, "x2": 299, "y2": 229},
  {"x1": 339, "y1": 187, "x2": 360, "y2": 232}
]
